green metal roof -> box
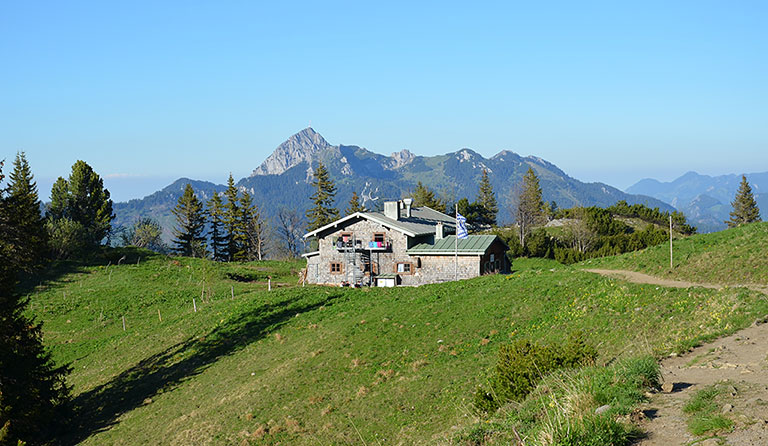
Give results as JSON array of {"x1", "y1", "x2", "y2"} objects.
[
  {"x1": 407, "y1": 235, "x2": 501, "y2": 255},
  {"x1": 376, "y1": 273, "x2": 399, "y2": 279}
]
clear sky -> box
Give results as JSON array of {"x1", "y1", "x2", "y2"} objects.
[{"x1": 1, "y1": 1, "x2": 766, "y2": 202}]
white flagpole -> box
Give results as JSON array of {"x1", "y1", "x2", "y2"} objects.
[{"x1": 455, "y1": 203, "x2": 458, "y2": 281}]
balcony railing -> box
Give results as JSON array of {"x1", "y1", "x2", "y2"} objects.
[{"x1": 335, "y1": 237, "x2": 391, "y2": 251}]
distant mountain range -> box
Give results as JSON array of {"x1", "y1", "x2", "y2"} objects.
[
  {"x1": 114, "y1": 127, "x2": 672, "y2": 240},
  {"x1": 627, "y1": 171, "x2": 768, "y2": 232}
]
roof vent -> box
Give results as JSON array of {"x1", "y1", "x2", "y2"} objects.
[
  {"x1": 403, "y1": 198, "x2": 413, "y2": 218},
  {"x1": 384, "y1": 201, "x2": 399, "y2": 220}
]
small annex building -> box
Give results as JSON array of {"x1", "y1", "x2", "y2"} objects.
[{"x1": 302, "y1": 199, "x2": 509, "y2": 287}]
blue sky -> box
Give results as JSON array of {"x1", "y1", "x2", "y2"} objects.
[{"x1": 1, "y1": 1, "x2": 766, "y2": 201}]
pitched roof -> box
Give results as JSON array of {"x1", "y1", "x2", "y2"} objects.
[
  {"x1": 406, "y1": 234, "x2": 501, "y2": 255},
  {"x1": 303, "y1": 206, "x2": 456, "y2": 238}
]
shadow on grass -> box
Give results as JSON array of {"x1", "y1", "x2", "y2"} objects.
[
  {"x1": 61, "y1": 288, "x2": 344, "y2": 445},
  {"x1": 16, "y1": 246, "x2": 161, "y2": 296}
]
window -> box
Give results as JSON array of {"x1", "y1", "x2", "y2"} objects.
[
  {"x1": 373, "y1": 233, "x2": 385, "y2": 243},
  {"x1": 340, "y1": 232, "x2": 352, "y2": 242},
  {"x1": 330, "y1": 262, "x2": 343, "y2": 274},
  {"x1": 396, "y1": 262, "x2": 412, "y2": 274}
]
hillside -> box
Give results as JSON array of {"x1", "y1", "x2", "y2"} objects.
[
  {"x1": 627, "y1": 171, "x2": 768, "y2": 232},
  {"x1": 24, "y1": 247, "x2": 768, "y2": 444},
  {"x1": 585, "y1": 222, "x2": 768, "y2": 286},
  {"x1": 113, "y1": 128, "x2": 672, "y2": 240}
]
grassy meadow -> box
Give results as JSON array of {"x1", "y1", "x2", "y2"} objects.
[
  {"x1": 21, "y1": 224, "x2": 768, "y2": 445},
  {"x1": 586, "y1": 221, "x2": 768, "y2": 285}
]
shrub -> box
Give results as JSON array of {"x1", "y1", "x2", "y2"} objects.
[
  {"x1": 46, "y1": 217, "x2": 88, "y2": 259},
  {"x1": 474, "y1": 331, "x2": 597, "y2": 412}
]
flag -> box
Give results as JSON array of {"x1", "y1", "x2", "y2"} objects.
[{"x1": 456, "y1": 213, "x2": 468, "y2": 239}]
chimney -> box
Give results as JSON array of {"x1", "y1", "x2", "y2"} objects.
[
  {"x1": 435, "y1": 222, "x2": 444, "y2": 240},
  {"x1": 403, "y1": 198, "x2": 413, "y2": 218},
  {"x1": 384, "y1": 201, "x2": 399, "y2": 220}
]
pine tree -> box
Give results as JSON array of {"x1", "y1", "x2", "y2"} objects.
[
  {"x1": 345, "y1": 191, "x2": 367, "y2": 215},
  {"x1": 6, "y1": 152, "x2": 47, "y2": 269},
  {"x1": 222, "y1": 174, "x2": 241, "y2": 261},
  {"x1": 516, "y1": 167, "x2": 544, "y2": 248},
  {"x1": 726, "y1": 175, "x2": 761, "y2": 228},
  {"x1": 66, "y1": 160, "x2": 114, "y2": 246},
  {"x1": 475, "y1": 169, "x2": 498, "y2": 227},
  {"x1": 171, "y1": 184, "x2": 207, "y2": 257},
  {"x1": 0, "y1": 160, "x2": 70, "y2": 446},
  {"x1": 305, "y1": 162, "x2": 339, "y2": 231},
  {"x1": 45, "y1": 160, "x2": 114, "y2": 254},
  {"x1": 412, "y1": 181, "x2": 447, "y2": 213},
  {"x1": 207, "y1": 194, "x2": 227, "y2": 261}
]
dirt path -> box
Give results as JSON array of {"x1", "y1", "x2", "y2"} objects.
[{"x1": 584, "y1": 269, "x2": 768, "y2": 445}]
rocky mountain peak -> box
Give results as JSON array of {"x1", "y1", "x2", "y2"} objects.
[
  {"x1": 250, "y1": 127, "x2": 333, "y2": 176},
  {"x1": 388, "y1": 149, "x2": 415, "y2": 169}
]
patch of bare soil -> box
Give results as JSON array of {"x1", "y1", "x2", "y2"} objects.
[
  {"x1": 584, "y1": 268, "x2": 768, "y2": 445},
  {"x1": 583, "y1": 268, "x2": 768, "y2": 295},
  {"x1": 636, "y1": 321, "x2": 768, "y2": 445}
]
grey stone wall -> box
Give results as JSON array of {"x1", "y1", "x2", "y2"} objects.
[
  {"x1": 306, "y1": 218, "x2": 489, "y2": 286},
  {"x1": 402, "y1": 255, "x2": 480, "y2": 286}
]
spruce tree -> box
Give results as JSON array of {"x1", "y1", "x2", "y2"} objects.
[
  {"x1": 171, "y1": 184, "x2": 207, "y2": 257},
  {"x1": 516, "y1": 167, "x2": 544, "y2": 248},
  {"x1": 475, "y1": 169, "x2": 498, "y2": 227},
  {"x1": 207, "y1": 194, "x2": 227, "y2": 261},
  {"x1": 233, "y1": 192, "x2": 253, "y2": 261},
  {"x1": 305, "y1": 162, "x2": 339, "y2": 231},
  {"x1": 726, "y1": 175, "x2": 761, "y2": 228},
  {"x1": 6, "y1": 152, "x2": 47, "y2": 268},
  {"x1": 412, "y1": 181, "x2": 447, "y2": 213},
  {"x1": 345, "y1": 191, "x2": 367, "y2": 215},
  {"x1": 0, "y1": 160, "x2": 70, "y2": 446},
  {"x1": 222, "y1": 174, "x2": 241, "y2": 261},
  {"x1": 237, "y1": 191, "x2": 267, "y2": 261}
]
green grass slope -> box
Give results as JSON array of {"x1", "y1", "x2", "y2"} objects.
[
  {"x1": 24, "y1": 252, "x2": 768, "y2": 445},
  {"x1": 585, "y1": 222, "x2": 768, "y2": 285}
]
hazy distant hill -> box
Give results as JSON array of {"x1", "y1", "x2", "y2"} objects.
[
  {"x1": 114, "y1": 128, "x2": 672, "y2": 240},
  {"x1": 627, "y1": 171, "x2": 768, "y2": 232}
]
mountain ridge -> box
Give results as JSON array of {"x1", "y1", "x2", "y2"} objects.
[
  {"x1": 114, "y1": 128, "x2": 674, "y2": 241},
  {"x1": 627, "y1": 171, "x2": 768, "y2": 232}
]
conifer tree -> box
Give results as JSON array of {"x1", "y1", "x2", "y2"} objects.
[
  {"x1": 726, "y1": 175, "x2": 761, "y2": 228},
  {"x1": 207, "y1": 194, "x2": 226, "y2": 261},
  {"x1": 412, "y1": 181, "x2": 447, "y2": 213},
  {"x1": 45, "y1": 160, "x2": 114, "y2": 253},
  {"x1": 6, "y1": 152, "x2": 47, "y2": 268},
  {"x1": 0, "y1": 160, "x2": 70, "y2": 446},
  {"x1": 222, "y1": 174, "x2": 241, "y2": 261},
  {"x1": 305, "y1": 161, "x2": 339, "y2": 231},
  {"x1": 233, "y1": 192, "x2": 252, "y2": 261},
  {"x1": 171, "y1": 184, "x2": 207, "y2": 257},
  {"x1": 515, "y1": 167, "x2": 544, "y2": 248},
  {"x1": 475, "y1": 169, "x2": 498, "y2": 227},
  {"x1": 237, "y1": 191, "x2": 267, "y2": 261},
  {"x1": 345, "y1": 191, "x2": 367, "y2": 215}
]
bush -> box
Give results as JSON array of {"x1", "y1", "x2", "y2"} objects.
[
  {"x1": 474, "y1": 331, "x2": 597, "y2": 412},
  {"x1": 46, "y1": 217, "x2": 88, "y2": 259}
]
